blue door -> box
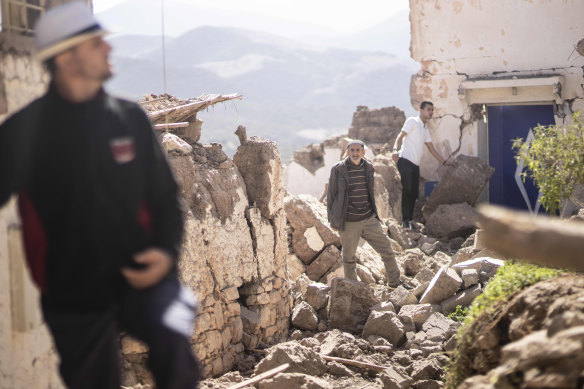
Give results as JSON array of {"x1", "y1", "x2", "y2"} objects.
[{"x1": 487, "y1": 105, "x2": 555, "y2": 213}]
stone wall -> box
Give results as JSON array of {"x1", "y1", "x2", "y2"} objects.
[
  {"x1": 121, "y1": 135, "x2": 293, "y2": 382},
  {"x1": 409, "y1": 0, "x2": 584, "y2": 180}
]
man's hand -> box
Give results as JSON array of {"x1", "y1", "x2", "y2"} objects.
[
  {"x1": 121, "y1": 248, "x2": 173, "y2": 289},
  {"x1": 391, "y1": 152, "x2": 399, "y2": 163}
]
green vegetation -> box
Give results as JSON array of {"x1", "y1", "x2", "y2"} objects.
[
  {"x1": 447, "y1": 305, "x2": 469, "y2": 322},
  {"x1": 512, "y1": 111, "x2": 584, "y2": 216},
  {"x1": 444, "y1": 262, "x2": 563, "y2": 388}
]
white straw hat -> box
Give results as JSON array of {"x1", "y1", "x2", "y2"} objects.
[{"x1": 35, "y1": 2, "x2": 107, "y2": 61}]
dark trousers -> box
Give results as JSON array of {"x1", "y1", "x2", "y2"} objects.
[
  {"x1": 397, "y1": 157, "x2": 420, "y2": 222},
  {"x1": 42, "y1": 275, "x2": 200, "y2": 389}
]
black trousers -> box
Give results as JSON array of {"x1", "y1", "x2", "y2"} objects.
[
  {"x1": 397, "y1": 157, "x2": 420, "y2": 222},
  {"x1": 42, "y1": 275, "x2": 200, "y2": 389}
]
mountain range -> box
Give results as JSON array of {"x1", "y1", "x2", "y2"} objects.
[{"x1": 98, "y1": 1, "x2": 417, "y2": 161}]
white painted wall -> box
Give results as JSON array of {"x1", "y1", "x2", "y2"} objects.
[{"x1": 409, "y1": 0, "x2": 584, "y2": 180}]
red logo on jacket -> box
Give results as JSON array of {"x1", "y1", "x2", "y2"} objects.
[{"x1": 109, "y1": 137, "x2": 136, "y2": 164}]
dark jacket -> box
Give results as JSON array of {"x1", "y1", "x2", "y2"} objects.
[
  {"x1": 327, "y1": 157, "x2": 378, "y2": 231},
  {"x1": 0, "y1": 85, "x2": 183, "y2": 309}
]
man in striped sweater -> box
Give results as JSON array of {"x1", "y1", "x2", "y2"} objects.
[{"x1": 327, "y1": 140, "x2": 406, "y2": 289}]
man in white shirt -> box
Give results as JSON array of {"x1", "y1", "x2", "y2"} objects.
[{"x1": 391, "y1": 101, "x2": 450, "y2": 229}]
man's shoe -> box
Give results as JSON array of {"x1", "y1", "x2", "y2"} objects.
[{"x1": 402, "y1": 220, "x2": 411, "y2": 229}]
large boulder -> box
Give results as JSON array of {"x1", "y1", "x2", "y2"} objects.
[
  {"x1": 422, "y1": 154, "x2": 494, "y2": 220},
  {"x1": 233, "y1": 136, "x2": 284, "y2": 219},
  {"x1": 328, "y1": 278, "x2": 381, "y2": 332},
  {"x1": 425, "y1": 203, "x2": 478, "y2": 239}
]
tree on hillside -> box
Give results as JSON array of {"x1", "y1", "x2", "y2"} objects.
[{"x1": 513, "y1": 111, "x2": 584, "y2": 216}]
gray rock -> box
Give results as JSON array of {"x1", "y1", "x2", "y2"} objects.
[
  {"x1": 425, "y1": 202, "x2": 479, "y2": 239},
  {"x1": 419, "y1": 266, "x2": 463, "y2": 305},
  {"x1": 291, "y1": 301, "x2": 319, "y2": 331},
  {"x1": 461, "y1": 268, "x2": 479, "y2": 288},
  {"x1": 441, "y1": 284, "x2": 483, "y2": 314},
  {"x1": 304, "y1": 283, "x2": 330, "y2": 311},
  {"x1": 398, "y1": 304, "x2": 442, "y2": 331},
  {"x1": 328, "y1": 278, "x2": 381, "y2": 332},
  {"x1": 422, "y1": 154, "x2": 494, "y2": 220},
  {"x1": 403, "y1": 254, "x2": 421, "y2": 276},
  {"x1": 362, "y1": 311, "x2": 406, "y2": 346},
  {"x1": 410, "y1": 358, "x2": 444, "y2": 381},
  {"x1": 421, "y1": 313, "x2": 460, "y2": 342},
  {"x1": 389, "y1": 286, "x2": 418, "y2": 311},
  {"x1": 378, "y1": 365, "x2": 413, "y2": 389},
  {"x1": 233, "y1": 137, "x2": 284, "y2": 219},
  {"x1": 306, "y1": 245, "x2": 341, "y2": 281},
  {"x1": 254, "y1": 342, "x2": 327, "y2": 376}
]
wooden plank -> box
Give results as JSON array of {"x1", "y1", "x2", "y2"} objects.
[
  {"x1": 227, "y1": 363, "x2": 290, "y2": 389},
  {"x1": 477, "y1": 204, "x2": 584, "y2": 272},
  {"x1": 153, "y1": 122, "x2": 189, "y2": 130}
]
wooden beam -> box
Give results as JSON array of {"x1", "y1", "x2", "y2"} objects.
[
  {"x1": 153, "y1": 122, "x2": 190, "y2": 130},
  {"x1": 477, "y1": 204, "x2": 584, "y2": 272},
  {"x1": 226, "y1": 363, "x2": 289, "y2": 389}
]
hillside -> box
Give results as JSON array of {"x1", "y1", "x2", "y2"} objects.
[{"x1": 104, "y1": 25, "x2": 416, "y2": 161}]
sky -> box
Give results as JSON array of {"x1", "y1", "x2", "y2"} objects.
[{"x1": 92, "y1": 0, "x2": 410, "y2": 35}]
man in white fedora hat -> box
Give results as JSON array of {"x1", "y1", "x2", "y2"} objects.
[{"x1": 0, "y1": 2, "x2": 199, "y2": 388}]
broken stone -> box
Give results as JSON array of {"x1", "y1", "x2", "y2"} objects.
[
  {"x1": 356, "y1": 263, "x2": 376, "y2": 284},
  {"x1": 373, "y1": 154, "x2": 403, "y2": 221},
  {"x1": 398, "y1": 304, "x2": 442, "y2": 331},
  {"x1": 348, "y1": 105, "x2": 406, "y2": 146},
  {"x1": 304, "y1": 283, "x2": 330, "y2": 311},
  {"x1": 410, "y1": 358, "x2": 444, "y2": 381},
  {"x1": 453, "y1": 257, "x2": 504, "y2": 278},
  {"x1": 254, "y1": 342, "x2": 328, "y2": 376},
  {"x1": 441, "y1": 284, "x2": 482, "y2": 314},
  {"x1": 161, "y1": 132, "x2": 193, "y2": 155},
  {"x1": 387, "y1": 218, "x2": 414, "y2": 249},
  {"x1": 292, "y1": 143, "x2": 325, "y2": 175},
  {"x1": 286, "y1": 253, "x2": 305, "y2": 281},
  {"x1": 291, "y1": 301, "x2": 319, "y2": 331},
  {"x1": 421, "y1": 313, "x2": 460, "y2": 343},
  {"x1": 377, "y1": 365, "x2": 413, "y2": 389},
  {"x1": 371, "y1": 301, "x2": 396, "y2": 314},
  {"x1": 425, "y1": 202, "x2": 479, "y2": 239},
  {"x1": 305, "y1": 245, "x2": 341, "y2": 281},
  {"x1": 327, "y1": 361, "x2": 353, "y2": 377},
  {"x1": 233, "y1": 136, "x2": 284, "y2": 219},
  {"x1": 403, "y1": 254, "x2": 422, "y2": 276},
  {"x1": 388, "y1": 286, "x2": 418, "y2": 312},
  {"x1": 419, "y1": 266, "x2": 463, "y2": 305},
  {"x1": 422, "y1": 154, "x2": 494, "y2": 220},
  {"x1": 362, "y1": 311, "x2": 406, "y2": 346},
  {"x1": 420, "y1": 241, "x2": 438, "y2": 256},
  {"x1": 327, "y1": 278, "x2": 381, "y2": 333},
  {"x1": 285, "y1": 194, "x2": 341, "y2": 249},
  {"x1": 461, "y1": 268, "x2": 479, "y2": 288}
]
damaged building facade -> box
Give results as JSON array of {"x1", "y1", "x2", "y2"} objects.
[{"x1": 409, "y1": 0, "x2": 584, "y2": 212}]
